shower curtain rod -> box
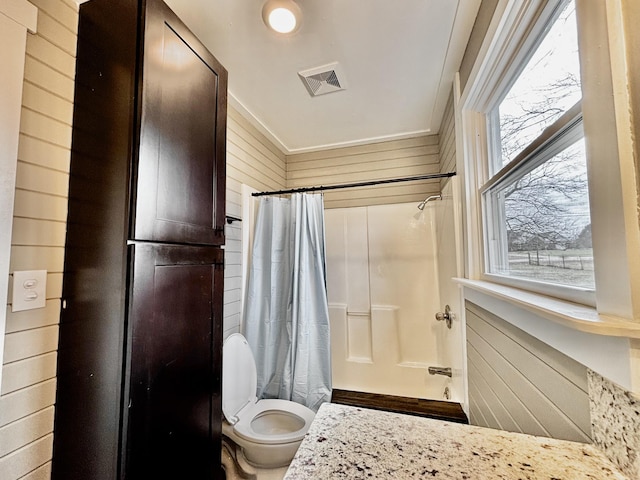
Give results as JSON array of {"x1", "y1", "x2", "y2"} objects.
[{"x1": 251, "y1": 171, "x2": 456, "y2": 197}]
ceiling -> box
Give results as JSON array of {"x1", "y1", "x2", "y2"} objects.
[{"x1": 163, "y1": 0, "x2": 481, "y2": 154}]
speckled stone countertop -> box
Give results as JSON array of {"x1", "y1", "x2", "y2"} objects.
[{"x1": 284, "y1": 403, "x2": 629, "y2": 479}]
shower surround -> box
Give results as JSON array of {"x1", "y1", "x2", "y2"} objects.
[{"x1": 325, "y1": 198, "x2": 463, "y2": 403}]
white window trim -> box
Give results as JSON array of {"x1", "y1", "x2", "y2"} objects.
[{"x1": 458, "y1": 0, "x2": 640, "y2": 323}]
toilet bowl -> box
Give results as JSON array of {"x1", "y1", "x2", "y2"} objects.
[{"x1": 222, "y1": 334, "x2": 315, "y2": 468}]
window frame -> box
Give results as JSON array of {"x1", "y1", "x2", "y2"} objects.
[
  {"x1": 482, "y1": 101, "x2": 595, "y2": 305},
  {"x1": 478, "y1": 0, "x2": 595, "y2": 304},
  {"x1": 458, "y1": 0, "x2": 640, "y2": 316}
]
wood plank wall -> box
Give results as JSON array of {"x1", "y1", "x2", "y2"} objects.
[
  {"x1": 224, "y1": 107, "x2": 286, "y2": 339},
  {"x1": 465, "y1": 301, "x2": 592, "y2": 443},
  {"x1": 1, "y1": 1, "x2": 78, "y2": 479},
  {"x1": 458, "y1": 0, "x2": 499, "y2": 93},
  {"x1": 286, "y1": 136, "x2": 441, "y2": 209},
  {"x1": 439, "y1": 92, "x2": 456, "y2": 190}
]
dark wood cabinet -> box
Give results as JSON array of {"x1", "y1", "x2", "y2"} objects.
[
  {"x1": 134, "y1": 0, "x2": 227, "y2": 245},
  {"x1": 125, "y1": 245, "x2": 224, "y2": 478},
  {"x1": 52, "y1": 1, "x2": 227, "y2": 479}
]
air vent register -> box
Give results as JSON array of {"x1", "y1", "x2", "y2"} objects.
[{"x1": 298, "y1": 62, "x2": 347, "y2": 97}]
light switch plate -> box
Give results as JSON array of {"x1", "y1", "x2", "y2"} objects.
[{"x1": 12, "y1": 270, "x2": 47, "y2": 312}]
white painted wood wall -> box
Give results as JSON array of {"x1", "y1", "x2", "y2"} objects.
[
  {"x1": 0, "y1": 0, "x2": 38, "y2": 399},
  {"x1": 1, "y1": 0, "x2": 77, "y2": 478},
  {"x1": 286, "y1": 135, "x2": 441, "y2": 209},
  {"x1": 466, "y1": 301, "x2": 592, "y2": 443},
  {"x1": 439, "y1": 92, "x2": 456, "y2": 182}
]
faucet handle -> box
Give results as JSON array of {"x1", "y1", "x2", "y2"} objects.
[{"x1": 435, "y1": 305, "x2": 453, "y2": 329}]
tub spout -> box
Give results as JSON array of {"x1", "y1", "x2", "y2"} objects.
[{"x1": 428, "y1": 366, "x2": 452, "y2": 377}]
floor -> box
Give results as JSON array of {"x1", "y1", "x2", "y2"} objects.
[
  {"x1": 222, "y1": 439, "x2": 288, "y2": 480},
  {"x1": 331, "y1": 389, "x2": 469, "y2": 424}
]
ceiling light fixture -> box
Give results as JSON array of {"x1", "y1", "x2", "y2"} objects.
[{"x1": 262, "y1": 0, "x2": 302, "y2": 34}]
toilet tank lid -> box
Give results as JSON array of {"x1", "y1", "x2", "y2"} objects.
[{"x1": 222, "y1": 333, "x2": 258, "y2": 422}]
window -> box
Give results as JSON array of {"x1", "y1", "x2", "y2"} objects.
[
  {"x1": 492, "y1": 1, "x2": 582, "y2": 173},
  {"x1": 480, "y1": 0, "x2": 595, "y2": 298},
  {"x1": 461, "y1": 0, "x2": 638, "y2": 312}
]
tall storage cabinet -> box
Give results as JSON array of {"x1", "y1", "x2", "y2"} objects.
[{"x1": 52, "y1": 0, "x2": 227, "y2": 478}]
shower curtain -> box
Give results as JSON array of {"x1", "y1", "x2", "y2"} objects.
[{"x1": 243, "y1": 193, "x2": 331, "y2": 411}]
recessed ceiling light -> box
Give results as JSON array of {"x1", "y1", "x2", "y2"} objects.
[{"x1": 262, "y1": 0, "x2": 302, "y2": 34}]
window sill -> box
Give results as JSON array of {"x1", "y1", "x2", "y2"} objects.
[{"x1": 454, "y1": 278, "x2": 640, "y2": 339}]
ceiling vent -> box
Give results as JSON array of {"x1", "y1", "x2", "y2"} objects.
[{"x1": 298, "y1": 62, "x2": 347, "y2": 97}]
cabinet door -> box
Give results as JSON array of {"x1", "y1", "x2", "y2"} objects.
[
  {"x1": 124, "y1": 244, "x2": 223, "y2": 479},
  {"x1": 134, "y1": 0, "x2": 227, "y2": 246}
]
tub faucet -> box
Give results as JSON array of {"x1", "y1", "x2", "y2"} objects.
[{"x1": 428, "y1": 366, "x2": 452, "y2": 377}]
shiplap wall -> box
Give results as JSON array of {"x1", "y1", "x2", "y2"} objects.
[
  {"x1": 458, "y1": 0, "x2": 499, "y2": 93},
  {"x1": 0, "y1": 1, "x2": 78, "y2": 479},
  {"x1": 466, "y1": 301, "x2": 592, "y2": 443},
  {"x1": 439, "y1": 92, "x2": 456, "y2": 188},
  {"x1": 286, "y1": 136, "x2": 441, "y2": 209},
  {"x1": 224, "y1": 107, "x2": 286, "y2": 339}
]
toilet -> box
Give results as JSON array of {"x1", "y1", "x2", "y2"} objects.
[{"x1": 222, "y1": 333, "x2": 316, "y2": 468}]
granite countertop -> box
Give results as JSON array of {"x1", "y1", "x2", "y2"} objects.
[{"x1": 284, "y1": 403, "x2": 629, "y2": 479}]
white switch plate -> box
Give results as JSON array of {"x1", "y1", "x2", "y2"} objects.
[{"x1": 12, "y1": 270, "x2": 47, "y2": 312}]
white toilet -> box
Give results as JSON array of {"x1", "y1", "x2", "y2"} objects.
[{"x1": 222, "y1": 333, "x2": 316, "y2": 468}]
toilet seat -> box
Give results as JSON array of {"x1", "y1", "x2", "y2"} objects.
[
  {"x1": 222, "y1": 334, "x2": 259, "y2": 425},
  {"x1": 234, "y1": 399, "x2": 315, "y2": 445},
  {"x1": 222, "y1": 334, "x2": 315, "y2": 445}
]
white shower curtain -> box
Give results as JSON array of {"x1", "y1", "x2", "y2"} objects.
[{"x1": 243, "y1": 193, "x2": 331, "y2": 411}]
